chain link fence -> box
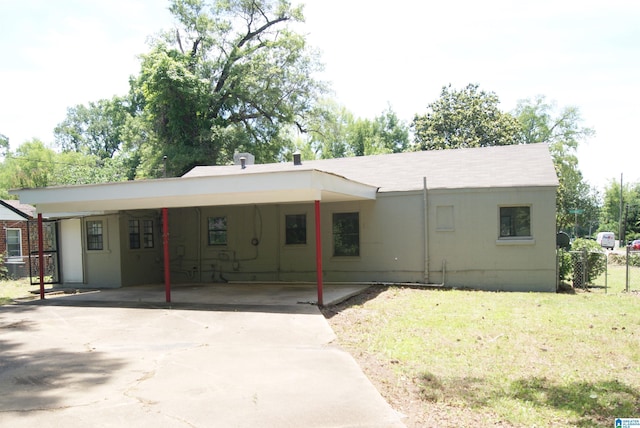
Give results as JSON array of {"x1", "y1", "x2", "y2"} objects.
[
  {"x1": 557, "y1": 249, "x2": 608, "y2": 292},
  {"x1": 625, "y1": 247, "x2": 640, "y2": 292}
]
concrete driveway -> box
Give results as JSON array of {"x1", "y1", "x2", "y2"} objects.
[{"x1": 0, "y1": 284, "x2": 405, "y2": 427}]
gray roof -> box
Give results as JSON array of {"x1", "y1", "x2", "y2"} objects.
[
  {"x1": 184, "y1": 143, "x2": 559, "y2": 192},
  {"x1": 0, "y1": 199, "x2": 36, "y2": 218}
]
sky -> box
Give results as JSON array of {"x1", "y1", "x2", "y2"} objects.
[{"x1": 1, "y1": 0, "x2": 639, "y2": 192}]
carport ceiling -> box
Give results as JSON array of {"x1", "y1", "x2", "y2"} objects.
[{"x1": 13, "y1": 169, "x2": 378, "y2": 215}]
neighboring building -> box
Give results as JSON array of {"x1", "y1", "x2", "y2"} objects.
[
  {"x1": 0, "y1": 200, "x2": 35, "y2": 278},
  {"x1": 12, "y1": 143, "x2": 559, "y2": 292}
]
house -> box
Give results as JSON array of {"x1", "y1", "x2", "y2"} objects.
[
  {"x1": 11, "y1": 143, "x2": 559, "y2": 297},
  {"x1": 0, "y1": 200, "x2": 36, "y2": 278}
]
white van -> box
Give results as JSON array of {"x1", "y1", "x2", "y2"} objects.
[{"x1": 596, "y1": 232, "x2": 615, "y2": 250}]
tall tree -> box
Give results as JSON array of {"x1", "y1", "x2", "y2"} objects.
[
  {"x1": 54, "y1": 96, "x2": 131, "y2": 159},
  {"x1": 0, "y1": 134, "x2": 9, "y2": 158},
  {"x1": 133, "y1": 0, "x2": 325, "y2": 177},
  {"x1": 514, "y1": 96, "x2": 596, "y2": 233},
  {"x1": 411, "y1": 83, "x2": 523, "y2": 150},
  {"x1": 600, "y1": 180, "x2": 640, "y2": 241},
  {"x1": 305, "y1": 100, "x2": 409, "y2": 158}
]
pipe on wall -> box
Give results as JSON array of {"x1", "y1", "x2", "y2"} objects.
[{"x1": 423, "y1": 177, "x2": 429, "y2": 283}]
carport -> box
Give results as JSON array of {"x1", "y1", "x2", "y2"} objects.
[{"x1": 13, "y1": 166, "x2": 378, "y2": 306}]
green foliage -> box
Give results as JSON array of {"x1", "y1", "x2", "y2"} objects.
[
  {"x1": 0, "y1": 134, "x2": 9, "y2": 158},
  {"x1": 600, "y1": 179, "x2": 640, "y2": 242},
  {"x1": 514, "y1": 96, "x2": 597, "y2": 233},
  {"x1": 131, "y1": 0, "x2": 325, "y2": 176},
  {"x1": 0, "y1": 139, "x2": 128, "y2": 196},
  {"x1": 0, "y1": 254, "x2": 8, "y2": 280},
  {"x1": 569, "y1": 238, "x2": 607, "y2": 283},
  {"x1": 305, "y1": 100, "x2": 409, "y2": 159},
  {"x1": 54, "y1": 96, "x2": 131, "y2": 159},
  {"x1": 411, "y1": 83, "x2": 523, "y2": 150}
]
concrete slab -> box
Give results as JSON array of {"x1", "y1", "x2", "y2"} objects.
[
  {"x1": 42, "y1": 282, "x2": 370, "y2": 308},
  {"x1": 0, "y1": 285, "x2": 405, "y2": 427}
]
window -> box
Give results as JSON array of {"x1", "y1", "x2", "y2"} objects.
[
  {"x1": 500, "y1": 206, "x2": 531, "y2": 238},
  {"x1": 285, "y1": 214, "x2": 306, "y2": 245},
  {"x1": 143, "y1": 220, "x2": 154, "y2": 248},
  {"x1": 436, "y1": 205, "x2": 454, "y2": 231},
  {"x1": 208, "y1": 216, "x2": 227, "y2": 246},
  {"x1": 130, "y1": 219, "x2": 154, "y2": 249},
  {"x1": 6, "y1": 229, "x2": 22, "y2": 258},
  {"x1": 129, "y1": 220, "x2": 140, "y2": 249},
  {"x1": 86, "y1": 220, "x2": 103, "y2": 250},
  {"x1": 333, "y1": 212, "x2": 359, "y2": 256}
]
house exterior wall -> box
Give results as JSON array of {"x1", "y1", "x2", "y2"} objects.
[
  {"x1": 0, "y1": 219, "x2": 30, "y2": 278},
  {"x1": 426, "y1": 186, "x2": 557, "y2": 292},
  {"x1": 72, "y1": 184, "x2": 556, "y2": 292},
  {"x1": 82, "y1": 214, "x2": 122, "y2": 287}
]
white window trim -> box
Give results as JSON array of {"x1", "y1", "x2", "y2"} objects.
[{"x1": 6, "y1": 228, "x2": 22, "y2": 260}]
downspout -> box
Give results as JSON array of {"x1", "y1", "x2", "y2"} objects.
[{"x1": 423, "y1": 177, "x2": 429, "y2": 283}]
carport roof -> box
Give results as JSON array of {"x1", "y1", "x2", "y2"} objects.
[{"x1": 12, "y1": 168, "x2": 378, "y2": 216}]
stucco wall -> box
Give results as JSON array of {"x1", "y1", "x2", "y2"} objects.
[
  {"x1": 426, "y1": 187, "x2": 557, "y2": 292},
  {"x1": 80, "y1": 184, "x2": 556, "y2": 292}
]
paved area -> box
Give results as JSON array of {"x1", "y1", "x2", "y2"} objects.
[{"x1": 0, "y1": 283, "x2": 405, "y2": 427}]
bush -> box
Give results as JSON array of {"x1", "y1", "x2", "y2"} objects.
[
  {"x1": 0, "y1": 254, "x2": 8, "y2": 281},
  {"x1": 569, "y1": 238, "x2": 607, "y2": 284}
]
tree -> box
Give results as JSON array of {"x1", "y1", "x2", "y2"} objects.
[
  {"x1": 305, "y1": 101, "x2": 409, "y2": 159},
  {"x1": 54, "y1": 96, "x2": 131, "y2": 159},
  {"x1": 0, "y1": 139, "x2": 56, "y2": 193},
  {"x1": 0, "y1": 134, "x2": 9, "y2": 158},
  {"x1": 600, "y1": 179, "x2": 640, "y2": 241},
  {"x1": 132, "y1": 0, "x2": 325, "y2": 177},
  {"x1": 513, "y1": 96, "x2": 596, "y2": 233},
  {"x1": 411, "y1": 83, "x2": 523, "y2": 150}
]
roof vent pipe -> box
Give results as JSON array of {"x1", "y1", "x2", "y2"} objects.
[
  {"x1": 240, "y1": 157, "x2": 246, "y2": 169},
  {"x1": 293, "y1": 151, "x2": 302, "y2": 166}
]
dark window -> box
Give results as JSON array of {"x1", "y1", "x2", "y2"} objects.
[
  {"x1": 86, "y1": 220, "x2": 103, "y2": 250},
  {"x1": 143, "y1": 220, "x2": 154, "y2": 248},
  {"x1": 129, "y1": 220, "x2": 140, "y2": 249},
  {"x1": 333, "y1": 212, "x2": 359, "y2": 256},
  {"x1": 208, "y1": 216, "x2": 227, "y2": 246},
  {"x1": 285, "y1": 214, "x2": 306, "y2": 245},
  {"x1": 500, "y1": 206, "x2": 531, "y2": 237}
]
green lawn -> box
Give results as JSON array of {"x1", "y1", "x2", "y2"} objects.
[
  {"x1": 0, "y1": 277, "x2": 39, "y2": 305},
  {"x1": 327, "y1": 267, "x2": 640, "y2": 427}
]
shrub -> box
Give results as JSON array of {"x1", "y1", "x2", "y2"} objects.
[
  {"x1": 569, "y1": 238, "x2": 607, "y2": 284},
  {"x1": 0, "y1": 254, "x2": 8, "y2": 281}
]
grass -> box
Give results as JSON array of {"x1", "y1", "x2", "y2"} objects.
[
  {"x1": 0, "y1": 277, "x2": 39, "y2": 305},
  {"x1": 326, "y1": 267, "x2": 640, "y2": 427}
]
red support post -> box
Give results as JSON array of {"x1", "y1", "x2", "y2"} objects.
[
  {"x1": 162, "y1": 208, "x2": 171, "y2": 303},
  {"x1": 37, "y1": 213, "x2": 45, "y2": 300},
  {"x1": 314, "y1": 200, "x2": 323, "y2": 306}
]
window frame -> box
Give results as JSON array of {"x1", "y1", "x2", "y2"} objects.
[
  {"x1": 208, "y1": 216, "x2": 228, "y2": 246},
  {"x1": 86, "y1": 220, "x2": 104, "y2": 251},
  {"x1": 6, "y1": 228, "x2": 22, "y2": 259},
  {"x1": 332, "y1": 212, "x2": 360, "y2": 257},
  {"x1": 142, "y1": 219, "x2": 154, "y2": 249},
  {"x1": 285, "y1": 214, "x2": 307, "y2": 245},
  {"x1": 499, "y1": 205, "x2": 532, "y2": 239},
  {"x1": 129, "y1": 219, "x2": 141, "y2": 249}
]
